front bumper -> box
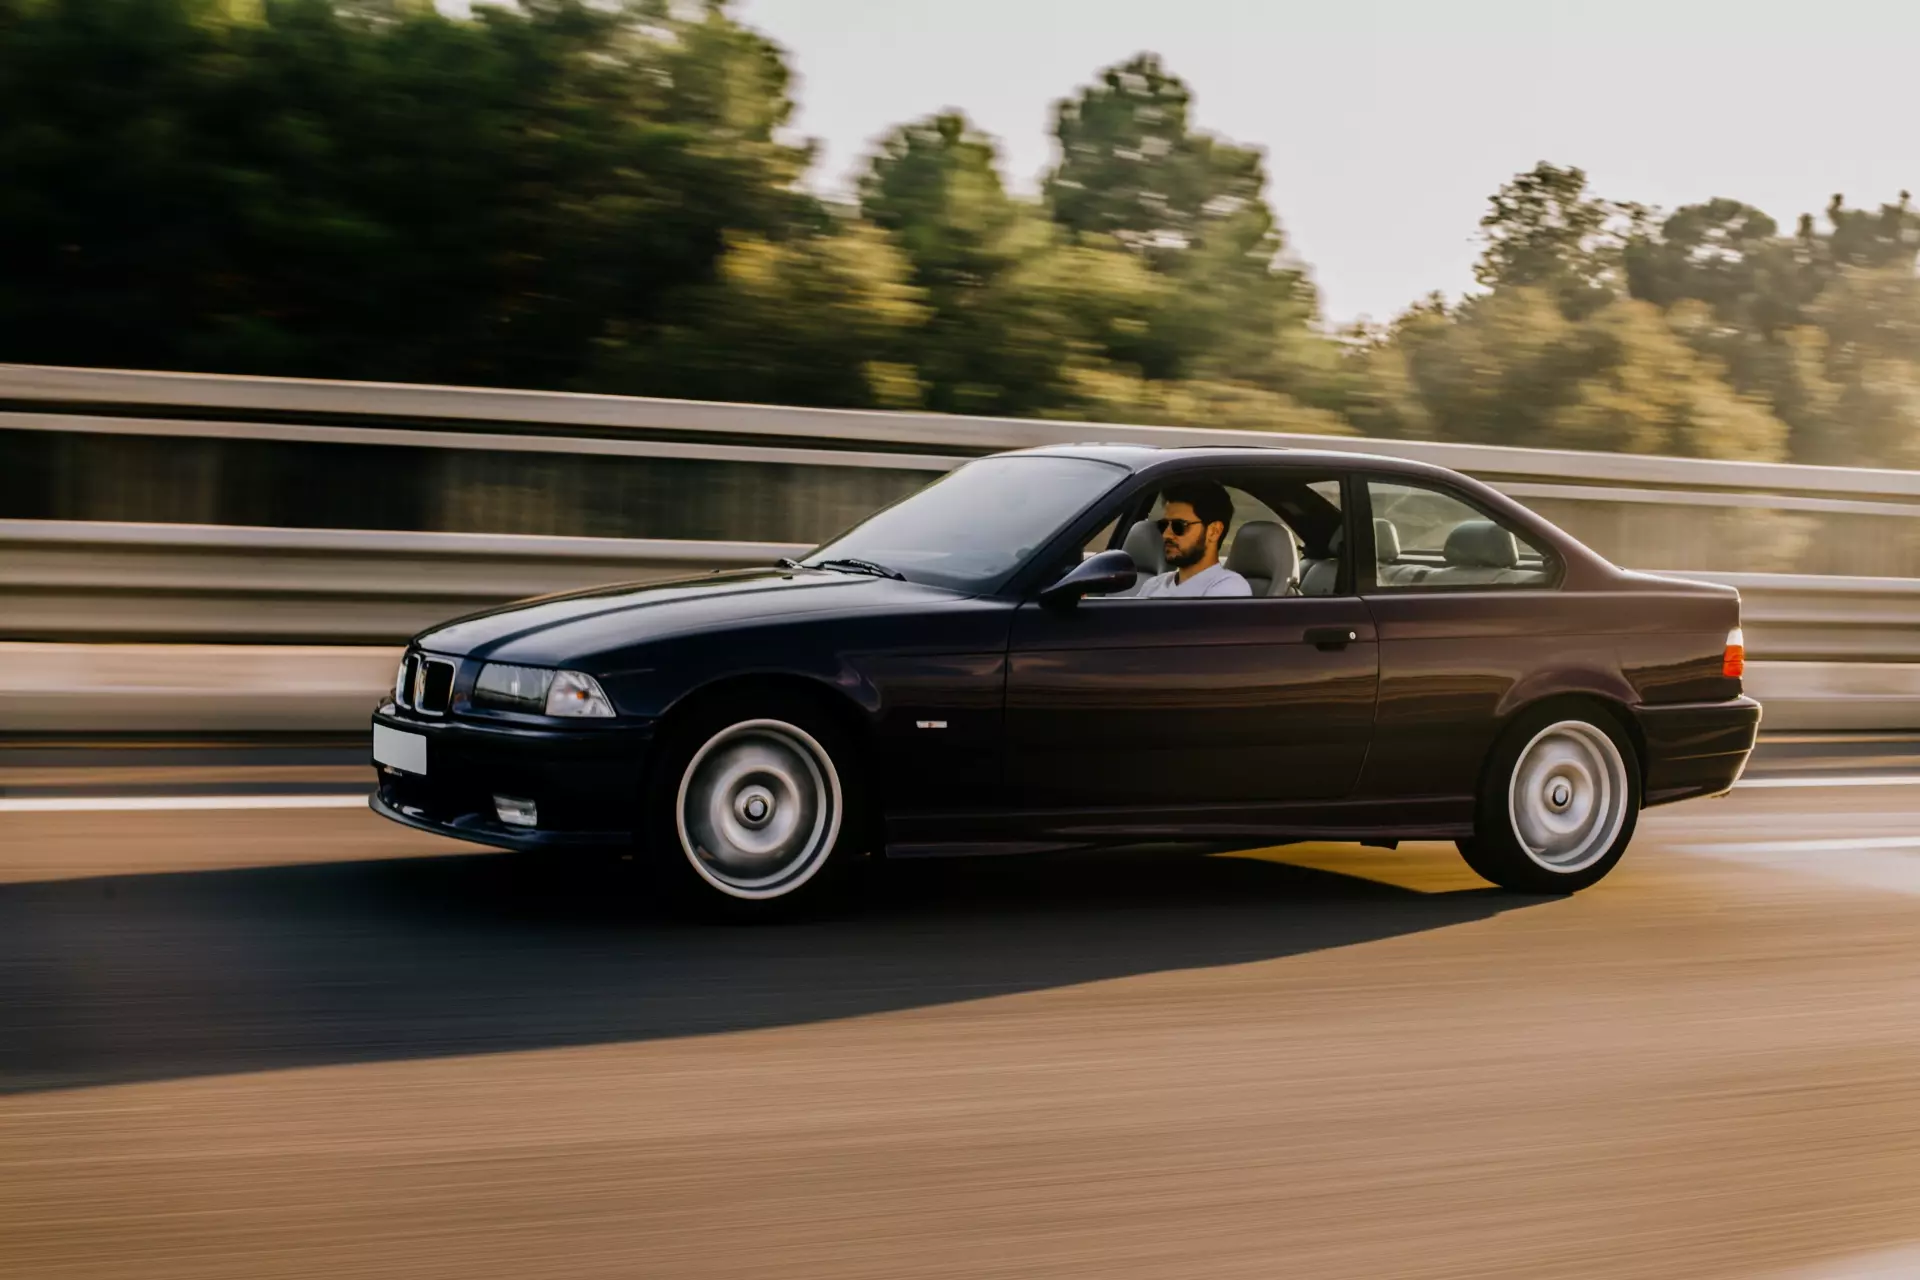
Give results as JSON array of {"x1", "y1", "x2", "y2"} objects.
[
  {"x1": 367, "y1": 705, "x2": 649, "y2": 853},
  {"x1": 1635, "y1": 694, "x2": 1763, "y2": 807}
]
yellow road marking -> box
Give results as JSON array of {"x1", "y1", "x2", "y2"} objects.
[{"x1": 1219, "y1": 841, "x2": 1491, "y2": 894}]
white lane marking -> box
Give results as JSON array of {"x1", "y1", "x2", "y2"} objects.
[
  {"x1": 1772, "y1": 1244, "x2": 1920, "y2": 1278},
  {"x1": 1677, "y1": 839, "x2": 1920, "y2": 896},
  {"x1": 1761, "y1": 733, "x2": 1920, "y2": 744},
  {"x1": 1737, "y1": 773, "x2": 1920, "y2": 789},
  {"x1": 0, "y1": 794, "x2": 369, "y2": 814},
  {"x1": 1680, "y1": 836, "x2": 1920, "y2": 854},
  {"x1": 0, "y1": 1105, "x2": 171, "y2": 1119}
]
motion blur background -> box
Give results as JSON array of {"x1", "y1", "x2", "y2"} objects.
[
  {"x1": 8, "y1": 0, "x2": 1920, "y2": 733},
  {"x1": 16, "y1": 7, "x2": 1920, "y2": 1280},
  {"x1": 8, "y1": 0, "x2": 1920, "y2": 469}
]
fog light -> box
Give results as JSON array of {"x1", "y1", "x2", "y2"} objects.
[{"x1": 494, "y1": 795, "x2": 538, "y2": 828}]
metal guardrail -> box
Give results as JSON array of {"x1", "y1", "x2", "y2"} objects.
[
  {"x1": 6, "y1": 363, "x2": 1920, "y2": 730},
  {"x1": 9, "y1": 361, "x2": 1920, "y2": 507},
  {"x1": 1, "y1": 519, "x2": 1913, "y2": 664},
  {"x1": 12, "y1": 361, "x2": 1920, "y2": 579},
  {"x1": 1698, "y1": 572, "x2": 1920, "y2": 664},
  {"x1": 0, "y1": 520, "x2": 799, "y2": 644}
]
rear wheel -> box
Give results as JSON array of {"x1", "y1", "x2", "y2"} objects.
[
  {"x1": 1456, "y1": 704, "x2": 1640, "y2": 894},
  {"x1": 642, "y1": 693, "x2": 866, "y2": 920}
]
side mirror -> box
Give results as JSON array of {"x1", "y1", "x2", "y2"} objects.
[{"x1": 1039, "y1": 549, "x2": 1139, "y2": 607}]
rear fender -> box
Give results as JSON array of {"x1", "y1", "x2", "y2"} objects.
[{"x1": 1493, "y1": 656, "x2": 1637, "y2": 723}]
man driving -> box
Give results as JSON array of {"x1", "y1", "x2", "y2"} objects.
[{"x1": 1130, "y1": 480, "x2": 1253, "y2": 598}]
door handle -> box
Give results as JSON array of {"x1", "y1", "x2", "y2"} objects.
[{"x1": 1304, "y1": 626, "x2": 1359, "y2": 650}]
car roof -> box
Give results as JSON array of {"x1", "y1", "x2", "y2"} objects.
[{"x1": 1001, "y1": 442, "x2": 1448, "y2": 477}]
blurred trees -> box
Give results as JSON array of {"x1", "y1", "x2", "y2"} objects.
[
  {"x1": 1041, "y1": 55, "x2": 1344, "y2": 422},
  {"x1": 1621, "y1": 192, "x2": 1920, "y2": 465},
  {"x1": 855, "y1": 111, "x2": 1083, "y2": 415},
  {"x1": 1355, "y1": 163, "x2": 1920, "y2": 466},
  {"x1": 1352, "y1": 287, "x2": 1786, "y2": 460},
  {"x1": 4, "y1": 0, "x2": 1920, "y2": 463},
  {"x1": 846, "y1": 62, "x2": 1346, "y2": 429},
  {"x1": 0, "y1": 0, "x2": 1341, "y2": 426},
  {"x1": 0, "y1": 0, "x2": 856, "y2": 390}
]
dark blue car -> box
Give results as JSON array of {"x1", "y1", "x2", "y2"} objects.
[{"x1": 371, "y1": 445, "x2": 1759, "y2": 917}]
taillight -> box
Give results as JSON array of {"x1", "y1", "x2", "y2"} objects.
[{"x1": 1723, "y1": 627, "x2": 1745, "y2": 679}]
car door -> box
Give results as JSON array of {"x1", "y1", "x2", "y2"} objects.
[{"x1": 1003, "y1": 472, "x2": 1378, "y2": 820}]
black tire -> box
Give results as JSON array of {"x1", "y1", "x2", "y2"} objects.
[
  {"x1": 639, "y1": 690, "x2": 869, "y2": 921},
  {"x1": 1456, "y1": 701, "x2": 1641, "y2": 894}
]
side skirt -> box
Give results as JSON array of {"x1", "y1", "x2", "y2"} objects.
[{"x1": 883, "y1": 796, "x2": 1475, "y2": 859}]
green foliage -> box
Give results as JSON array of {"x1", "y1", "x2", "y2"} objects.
[
  {"x1": 0, "y1": 0, "x2": 813, "y2": 387},
  {"x1": 7, "y1": 2, "x2": 1920, "y2": 463},
  {"x1": 1353, "y1": 288, "x2": 1788, "y2": 460},
  {"x1": 849, "y1": 82, "x2": 1342, "y2": 426},
  {"x1": 1045, "y1": 54, "x2": 1272, "y2": 269},
  {"x1": 1042, "y1": 54, "x2": 1330, "y2": 393},
  {"x1": 1614, "y1": 189, "x2": 1920, "y2": 465},
  {"x1": 594, "y1": 219, "x2": 929, "y2": 410},
  {"x1": 856, "y1": 114, "x2": 1082, "y2": 415},
  {"x1": 861, "y1": 112, "x2": 1020, "y2": 297},
  {"x1": 1472, "y1": 162, "x2": 1644, "y2": 319},
  {"x1": 1353, "y1": 161, "x2": 1920, "y2": 466}
]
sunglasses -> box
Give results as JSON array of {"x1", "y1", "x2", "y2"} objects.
[{"x1": 1155, "y1": 518, "x2": 1207, "y2": 535}]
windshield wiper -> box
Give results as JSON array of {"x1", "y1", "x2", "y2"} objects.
[
  {"x1": 775, "y1": 557, "x2": 804, "y2": 570},
  {"x1": 811, "y1": 557, "x2": 905, "y2": 581}
]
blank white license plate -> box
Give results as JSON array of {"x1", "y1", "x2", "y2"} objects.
[{"x1": 373, "y1": 725, "x2": 427, "y2": 775}]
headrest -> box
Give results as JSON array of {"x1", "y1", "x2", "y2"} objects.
[
  {"x1": 1443, "y1": 520, "x2": 1520, "y2": 569},
  {"x1": 1225, "y1": 520, "x2": 1300, "y2": 596},
  {"x1": 1122, "y1": 518, "x2": 1166, "y2": 576},
  {"x1": 1372, "y1": 518, "x2": 1401, "y2": 564}
]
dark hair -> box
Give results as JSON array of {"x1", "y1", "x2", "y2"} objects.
[{"x1": 1161, "y1": 480, "x2": 1234, "y2": 538}]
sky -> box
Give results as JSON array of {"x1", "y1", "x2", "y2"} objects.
[{"x1": 734, "y1": 0, "x2": 1920, "y2": 326}]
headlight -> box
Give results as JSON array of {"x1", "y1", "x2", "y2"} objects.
[
  {"x1": 473, "y1": 662, "x2": 553, "y2": 712},
  {"x1": 471, "y1": 664, "x2": 614, "y2": 717},
  {"x1": 545, "y1": 669, "x2": 615, "y2": 718}
]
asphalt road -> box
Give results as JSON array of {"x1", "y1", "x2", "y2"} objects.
[{"x1": 4, "y1": 749, "x2": 1920, "y2": 1278}]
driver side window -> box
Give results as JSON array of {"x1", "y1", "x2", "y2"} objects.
[{"x1": 1103, "y1": 476, "x2": 1339, "y2": 600}]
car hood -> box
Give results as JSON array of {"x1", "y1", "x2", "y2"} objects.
[{"x1": 414, "y1": 567, "x2": 958, "y2": 666}]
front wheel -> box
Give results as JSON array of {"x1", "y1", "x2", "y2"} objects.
[
  {"x1": 642, "y1": 695, "x2": 867, "y2": 920},
  {"x1": 1457, "y1": 705, "x2": 1640, "y2": 894}
]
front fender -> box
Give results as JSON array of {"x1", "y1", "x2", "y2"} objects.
[{"x1": 596, "y1": 634, "x2": 875, "y2": 723}]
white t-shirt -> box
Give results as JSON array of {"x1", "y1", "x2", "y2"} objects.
[{"x1": 1129, "y1": 563, "x2": 1253, "y2": 598}]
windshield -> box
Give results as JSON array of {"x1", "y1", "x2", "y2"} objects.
[{"x1": 805, "y1": 455, "x2": 1128, "y2": 592}]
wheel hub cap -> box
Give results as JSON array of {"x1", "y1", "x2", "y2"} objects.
[
  {"x1": 1508, "y1": 720, "x2": 1629, "y2": 874},
  {"x1": 735, "y1": 786, "x2": 775, "y2": 828},
  {"x1": 676, "y1": 719, "x2": 842, "y2": 898}
]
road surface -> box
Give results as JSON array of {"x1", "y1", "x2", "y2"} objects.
[{"x1": 3, "y1": 739, "x2": 1920, "y2": 1279}]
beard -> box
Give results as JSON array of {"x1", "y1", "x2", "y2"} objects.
[{"x1": 1164, "y1": 537, "x2": 1206, "y2": 569}]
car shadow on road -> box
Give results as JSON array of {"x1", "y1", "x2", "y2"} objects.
[{"x1": 0, "y1": 847, "x2": 1530, "y2": 1095}]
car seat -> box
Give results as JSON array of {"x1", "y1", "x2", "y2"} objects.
[
  {"x1": 1298, "y1": 527, "x2": 1343, "y2": 596},
  {"x1": 1372, "y1": 518, "x2": 1423, "y2": 586},
  {"x1": 1121, "y1": 518, "x2": 1166, "y2": 588},
  {"x1": 1224, "y1": 520, "x2": 1300, "y2": 597},
  {"x1": 1423, "y1": 520, "x2": 1520, "y2": 586}
]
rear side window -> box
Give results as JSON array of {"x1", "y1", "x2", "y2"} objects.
[{"x1": 1366, "y1": 479, "x2": 1554, "y2": 591}]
